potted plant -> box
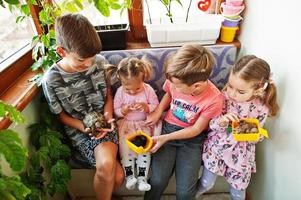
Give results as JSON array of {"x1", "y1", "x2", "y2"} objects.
[
  {"x1": 0, "y1": 101, "x2": 30, "y2": 199},
  {"x1": 95, "y1": 23, "x2": 130, "y2": 50},
  {"x1": 143, "y1": 0, "x2": 223, "y2": 47},
  {"x1": 59, "y1": 0, "x2": 132, "y2": 50},
  {"x1": 0, "y1": 100, "x2": 72, "y2": 199}
]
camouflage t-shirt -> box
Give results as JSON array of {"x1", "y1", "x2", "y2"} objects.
[{"x1": 42, "y1": 55, "x2": 108, "y2": 145}]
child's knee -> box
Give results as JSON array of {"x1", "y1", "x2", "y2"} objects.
[{"x1": 95, "y1": 158, "x2": 115, "y2": 177}]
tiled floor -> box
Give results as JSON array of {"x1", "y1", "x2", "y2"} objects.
[{"x1": 77, "y1": 193, "x2": 231, "y2": 200}]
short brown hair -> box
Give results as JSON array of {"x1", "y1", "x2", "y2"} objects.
[
  {"x1": 55, "y1": 13, "x2": 101, "y2": 58},
  {"x1": 164, "y1": 44, "x2": 215, "y2": 85}
]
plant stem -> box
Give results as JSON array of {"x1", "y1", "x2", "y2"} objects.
[
  {"x1": 144, "y1": 0, "x2": 152, "y2": 24},
  {"x1": 168, "y1": 0, "x2": 173, "y2": 23},
  {"x1": 186, "y1": 0, "x2": 192, "y2": 22},
  {"x1": 160, "y1": 0, "x2": 173, "y2": 23}
]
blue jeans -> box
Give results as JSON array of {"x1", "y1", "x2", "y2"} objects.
[{"x1": 144, "y1": 121, "x2": 205, "y2": 200}]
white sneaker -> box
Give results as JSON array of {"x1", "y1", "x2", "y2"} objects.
[
  {"x1": 125, "y1": 176, "x2": 137, "y2": 190},
  {"x1": 137, "y1": 178, "x2": 151, "y2": 191}
]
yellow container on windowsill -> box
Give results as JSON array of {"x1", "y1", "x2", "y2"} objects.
[
  {"x1": 220, "y1": 26, "x2": 238, "y2": 42},
  {"x1": 232, "y1": 118, "x2": 269, "y2": 142},
  {"x1": 126, "y1": 131, "x2": 153, "y2": 154}
]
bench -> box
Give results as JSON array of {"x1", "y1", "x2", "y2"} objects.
[{"x1": 67, "y1": 44, "x2": 238, "y2": 199}]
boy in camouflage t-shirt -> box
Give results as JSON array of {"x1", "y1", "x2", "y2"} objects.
[{"x1": 42, "y1": 14, "x2": 123, "y2": 200}]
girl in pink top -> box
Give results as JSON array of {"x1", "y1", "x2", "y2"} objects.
[
  {"x1": 196, "y1": 55, "x2": 279, "y2": 200},
  {"x1": 114, "y1": 57, "x2": 161, "y2": 191}
]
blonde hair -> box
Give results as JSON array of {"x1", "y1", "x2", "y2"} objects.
[
  {"x1": 116, "y1": 57, "x2": 153, "y2": 81},
  {"x1": 164, "y1": 44, "x2": 215, "y2": 86},
  {"x1": 232, "y1": 55, "x2": 279, "y2": 116}
]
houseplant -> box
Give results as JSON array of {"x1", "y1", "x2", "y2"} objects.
[
  {"x1": 2, "y1": 0, "x2": 132, "y2": 82},
  {"x1": 0, "y1": 100, "x2": 72, "y2": 199},
  {"x1": 143, "y1": 0, "x2": 223, "y2": 47},
  {"x1": 0, "y1": 101, "x2": 30, "y2": 199}
]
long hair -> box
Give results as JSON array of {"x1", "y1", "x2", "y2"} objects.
[{"x1": 232, "y1": 55, "x2": 279, "y2": 116}]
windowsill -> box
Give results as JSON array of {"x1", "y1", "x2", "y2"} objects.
[
  {"x1": 126, "y1": 39, "x2": 241, "y2": 49},
  {"x1": 0, "y1": 69, "x2": 40, "y2": 129},
  {"x1": 0, "y1": 39, "x2": 240, "y2": 130}
]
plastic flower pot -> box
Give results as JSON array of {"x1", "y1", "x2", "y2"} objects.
[
  {"x1": 222, "y1": 18, "x2": 242, "y2": 27},
  {"x1": 220, "y1": 2, "x2": 245, "y2": 15},
  {"x1": 220, "y1": 26, "x2": 238, "y2": 42},
  {"x1": 95, "y1": 23, "x2": 129, "y2": 50},
  {"x1": 222, "y1": 13, "x2": 242, "y2": 20}
]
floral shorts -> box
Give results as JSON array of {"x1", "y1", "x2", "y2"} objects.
[{"x1": 77, "y1": 129, "x2": 118, "y2": 167}]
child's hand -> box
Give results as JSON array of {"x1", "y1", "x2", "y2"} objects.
[
  {"x1": 93, "y1": 118, "x2": 115, "y2": 139},
  {"x1": 144, "y1": 111, "x2": 161, "y2": 126},
  {"x1": 219, "y1": 113, "x2": 239, "y2": 127},
  {"x1": 121, "y1": 104, "x2": 132, "y2": 116},
  {"x1": 132, "y1": 102, "x2": 149, "y2": 113},
  {"x1": 150, "y1": 135, "x2": 168, "y2": 153}
]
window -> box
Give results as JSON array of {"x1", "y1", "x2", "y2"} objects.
[
  {"x1": 0, "y1": 6, "x2": 36, "y2": 72},
  {"x1": 54, "y1": 0, "x2": 129, "y2": 26},
  {"x1": 79, "y1": 2, "x2": 129, "y2": 26},
  {"x1": 143, "y1": 0, "x2": 218, "y2": 23}
]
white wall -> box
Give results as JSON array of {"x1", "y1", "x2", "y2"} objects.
[{"x1": 238, "y1": 0, "x2": 301, "y2": 199}]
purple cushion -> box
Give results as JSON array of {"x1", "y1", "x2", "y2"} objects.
[{"x1": 101, "y1": 45, "x2": 237, "y2": 99}]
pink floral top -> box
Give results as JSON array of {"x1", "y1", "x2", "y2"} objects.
[{"x1": 203, "y1": 92, "x2": 269, "y2": 175}]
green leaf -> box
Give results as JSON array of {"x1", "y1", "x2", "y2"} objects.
[
  {"x1": 41, "y1": 34, "x2": 50, "y2": 48},
  {"x1": 48, "y1": 30, "x2": 56, "y2": 39},
  {"x1": 65, "y1": 1, "x2": 79, "y2": 12},
  {"x1": 109, "y1": 2, "x2": 121, "y2": 10},
  {"x1": 162, "y1": 0, "x2": 169, "y2": 6},
  {"x1": 4, "y1": 0, "x2": 19, "y2": 5},
  {"x1": 94, "y1": 0, "x2": 110, "y2": 17},
  {"x1": 47, "y1": 160, "x2": 71, "y2": 195},
  {"x1": 20, "y1": 4, "x2": 30, "y2": 16},
  {"x1": 124, "y1": 0, "x2": 132, "y2": 8},
  {"x1": 16, "y1": 15, "x2": 25, "y2": 23},
  {"x1": 0, "y1": 101, "x2": 25, "y2": 123},
  {"x1": 0, "y1": 129, "x2": 28, "y2": 172},
  {"x1": 174, "y1": 0, "x2": 183, "y2": 7},
  {"x1": 31, "y1": 35, "x2": 39, "y2": 48},
  {"x1": 28, "y1": 0, "x2": 37, "y2": 5},
  {"x1": 0, "y1": 175, "x2": 31, "y2": 200},
  {"x1": 0, "y1": 0, "x2": 5, "y2": 8},
  {"x1": 74, "y1": 0, "x2": 83, "y2": 10}
]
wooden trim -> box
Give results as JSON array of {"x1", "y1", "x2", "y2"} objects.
[
  {"x1": 28, "y1": 4, "x2": 43, "y2": 35},
  {"x1": 0, "y1": 50, "x2": 33, "y2": 95},
  {"x1": 127, "y1": 0, "x2": 147, "y2": 42},
  {"x1": 0, "y1": 69, "x2": 40, "y2": 130}
]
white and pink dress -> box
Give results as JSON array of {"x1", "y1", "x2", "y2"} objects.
[{"x1": 202, "y1": 92, "x2": 269, "y2": 190}]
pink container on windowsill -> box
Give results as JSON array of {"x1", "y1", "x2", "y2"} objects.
[
  {"x1": 226, "y1": 0, "x2": 244, "y2": 6},
  {"x1": 221, "y1": 2, "x2": 245, "y2": 16}
]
